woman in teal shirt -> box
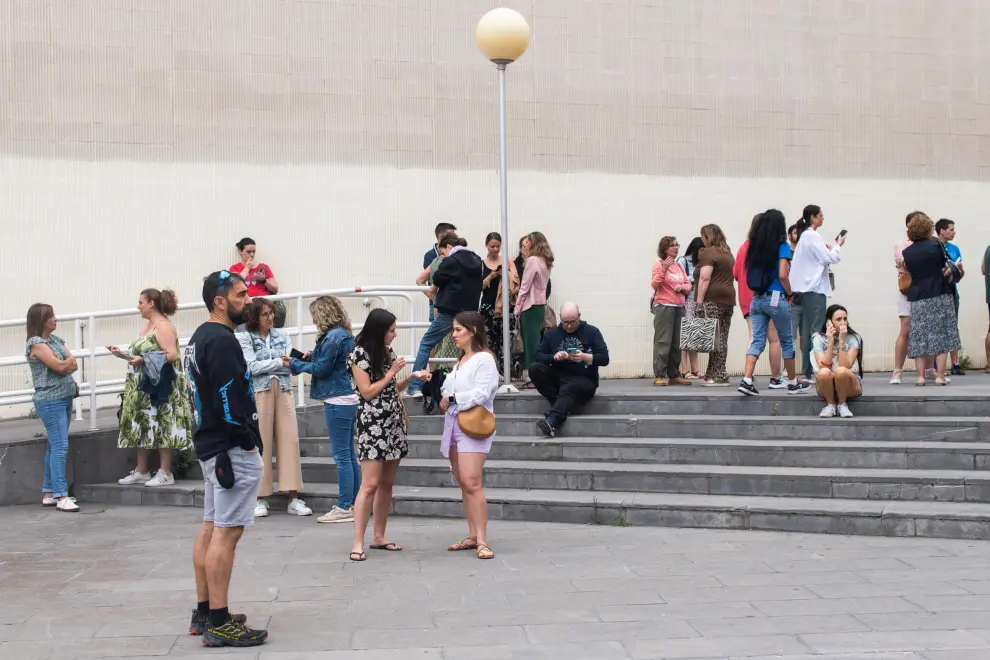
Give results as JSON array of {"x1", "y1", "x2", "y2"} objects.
[{"x1": 25, "y1": 303, "x2": 79, "y2": 512}]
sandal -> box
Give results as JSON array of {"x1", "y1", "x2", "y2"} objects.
[
  {"x1": 349, "y1": 551, "x2": 366, "y2": 562},
  {"x1": 684, "y1": 371, "x2": 700, "y2": 380},
  {"x1": 370, "y1": 541, "x2": 403, "y2": 552},
  {"x1": 448, "y1": 537, "x2": 478, "y2": 552},
  {"x1": 476, "y1": 544, "x2": 495, "y2": 560}
]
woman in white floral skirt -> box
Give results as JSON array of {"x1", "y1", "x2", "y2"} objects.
[{"x1": 348, "y1": 309, "x2": 431, "y2": 562}]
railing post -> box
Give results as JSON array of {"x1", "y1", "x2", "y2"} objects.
[
  {"x1": 87, "y1": 315, "x2": 97, "y2": 430},
  {"x1": 295, "y1": 295, "x2": 305, "y2": 407},
  {"x1": 73, "y1": 319, "x2": 83, "y2": 422},
  {"x1": 409, "y1": 293, "x2": 417, "y2": 362}
]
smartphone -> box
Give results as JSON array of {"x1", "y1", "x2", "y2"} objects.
[
  {"x1": 836, "y1": 229, "x2": 848, "y2": 241},
  {"x1": 289, "y1": 348, "x2": 308, "y2": 361},
  {"x1": 566, "y1": 347, "x2": 580, "y2": 355}
]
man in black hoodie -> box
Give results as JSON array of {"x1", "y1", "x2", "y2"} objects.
[
  {"x1": 407, "y1": 237, "x2": 484, "y2": 397},
  {"x1": 530, "y1": 302, "x2": 610, "y2": 437}
]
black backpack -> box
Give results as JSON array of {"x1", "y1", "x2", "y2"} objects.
[
  {"x1": 746, "y1": 264, "x2": 776, "y2": 295},
  {"x1": 421, "y1": 368, "x2": 448, "y2": 415}
]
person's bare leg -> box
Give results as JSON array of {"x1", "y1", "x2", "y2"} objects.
[
  {"x1": 768, "y1": 322, "x2": 782, "y2": 379},
  {"x1": 950, "y1": 350, "x2": 959, "y2": 368},
  {"x1": 743, "y1": 354, "x2": 759, "y2": 380},
  {"x1": 457, "y1": 452, "x2": 489, "y2": 548},
  {"x1": 136, "y1": 448, "x2": 150, "y2": 474},
  {"x1": 689, "y1": 350, "x2": 699, "y2": 374},
  {"x1": 193, "y1": 522, "x2": 214, "y2": 604},
  {"x1": 894, "y1": 317, "x2": 910, "y2": 372},
  {"x1": 834, "y1": 367, "x2": 862, "y2": 404},
  {"x1": 935, "y1": 353, "x2": 947, "y2": 380},
  {"x1": 783, "y1": 357, "x2": 796, "y2": 381},
  {"x1": 372, "y1": 460, "x2": 401, "y2": 546},
  {"x1": 205, "y1": 526, "x2": 243, "y2": 610},
  {"x1": 915, "y1": 357, "x2": 927, "y2": 381},
  {"x1": 449, "y1": 447, "x2": 477, "y2": 541},
  {"x1": 159, "y1": 449, "x2": 172, "y2": 474},
  {"x1": 816, "y1": 368, "x2": 836, "y2": 405},
  {"x1": 351, "y1": 460, "x2": 382, "y2": 555}
]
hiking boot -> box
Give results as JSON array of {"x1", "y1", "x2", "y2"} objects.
[
  {"x1": 668, "y1": 377, "x2": 692, "y2": 386},
  {"x1": 653, "y1": 378, "x2": 667, "y2": 386},
  {"x1": 189, "y1": 610, "x2": 247, "y2": 636},
  {"x1": 201, "y1": 620, "x2": 268, "y2": 648}
]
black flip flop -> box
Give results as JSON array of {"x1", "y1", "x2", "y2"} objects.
[
  {"x1": 349, "y1": 551, "x2": 366, "y2": 562},
  {"x1": 370, "y1": 542, "x2": 403, "y2": 552}
]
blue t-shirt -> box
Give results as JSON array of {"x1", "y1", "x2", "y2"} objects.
[
  {"x1": 767, "y1": 242, "x2": 793, "y2": 293},
  {"x1": 945, "y1": 242, "x2": 961, "y2": 292}
]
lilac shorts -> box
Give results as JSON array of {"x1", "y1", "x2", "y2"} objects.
[{"x1": 441, "y1": 409, "x2": 494, "y2": 458}]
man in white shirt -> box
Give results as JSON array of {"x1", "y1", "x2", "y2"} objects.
[{"x1": 790, "y1": 205, "x2": 845, "y2": 379}]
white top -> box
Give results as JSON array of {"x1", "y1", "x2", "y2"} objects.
[
  {"x1": 325, "y1": 394, "x2": 360, "y2": 405},
  {"x1": 440, "y1": 351, "x2": 499, "y2": 413},
  {"x1": 790, "y1": 228, "x2": 842, "y2": 296}
]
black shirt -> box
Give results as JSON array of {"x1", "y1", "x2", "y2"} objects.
[{"x1": 184, "y1": 322, "x2": 261, "y2": 461}]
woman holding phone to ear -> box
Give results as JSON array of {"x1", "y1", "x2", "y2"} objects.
[{"x1": 812, "y1": 304, "x2": 863, "y2": 418}]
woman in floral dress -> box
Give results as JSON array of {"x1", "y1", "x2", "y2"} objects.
[
  {"x1": 347, "y1": 309, "x2": 431, "y2": 562},
  {"x1": 109, "y1": 288, "x2": 193, "y2": 487}
]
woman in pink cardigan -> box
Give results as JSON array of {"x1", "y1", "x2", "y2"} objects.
[
  {"x1": 514, "y1": 232, "x2": 553, "y2": 384},
  {"x1": 651, "y1": 236, "x2": 693, "y2": 386}
]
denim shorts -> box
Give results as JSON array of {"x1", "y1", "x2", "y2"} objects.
[{"x1": 201, "y1": 447, "x2": 263, "y2": 527}]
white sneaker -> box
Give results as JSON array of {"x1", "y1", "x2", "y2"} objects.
[
  {"x1": 889, "y1": 370, "x2": 903, "y2": 385},
  {"x1": 254, "y1": 500, "x2": 269, "y2": 518},
  {"x1": 819, "y1": 404, "x2": 837, "y2": 418},
  {"x1": 837, "y1": 403, "x2": 854, "y2": 418},
  {"x1": 56, "y1": 497, "x2": 79, "y2": 512},
  {"x1": 317, "y1": 506, "x2": 355, "y2": 524},
  {"x1": 702, "y1": 380, "x2": 730, "y2": 387},
  {"x1": 42, "y1": 496, "x2": 57, "y2": 507},
  {"x1": 145, "y1": 468, "x2": 174, "y2": 487},
  {"x1": 287, "y1": 498, "x2": 312, "y2": 516},
  {"x1": 402, "y1": 390, "x2": 423, "y2": 399},
  {"x1": 118, "y1": 470, "x2": 151, "y2": 485}
]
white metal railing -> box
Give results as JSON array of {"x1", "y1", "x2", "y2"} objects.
[{"x1": 0, "y1": 285, "x2": 448, "y2": 430}]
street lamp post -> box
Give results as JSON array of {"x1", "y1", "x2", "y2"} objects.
[{"x1": 475, "y1": 8, "x2": 531, "y2": 394}]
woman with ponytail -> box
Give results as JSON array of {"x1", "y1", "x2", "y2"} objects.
[{"x1": 110, "y1": 288, "x2": 193, "y2": 487}]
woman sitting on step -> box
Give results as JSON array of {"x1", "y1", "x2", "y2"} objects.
[{"x1": 812, "y1": 304, "x2": 863, "y2": 419}]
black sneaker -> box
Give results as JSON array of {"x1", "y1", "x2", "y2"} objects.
[
  {"x1": 787, "y1": 381, "x2": 813, "y2": 395},
  {"x1": 201, "y1": 620, "x2": 268, "y2": 648},
  {"x1": 536, "y1": 417, "x2": 556, "y2": 438},
  {"x1": 737, "y1": 380, "x2": 759, "y2": 396},
  {"x1": 950, "y1": 365, "x2": 966, "y2": 376},
  {"x1": 189, "y1": 610, "x2": 247, "y2": 636}
]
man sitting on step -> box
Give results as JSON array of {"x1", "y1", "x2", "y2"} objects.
[{"x1": 530, "y1": 302, "x2": 610, "y2": 438}]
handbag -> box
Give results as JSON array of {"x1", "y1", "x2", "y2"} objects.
[
  {"x1": 897, "y1": 272, "x2": 912, "y2": 296},
  {"x1": 680, "y1": 316, "x2": 718, "y2": 353},
  {"x1": 457, "y1": 405, "x2": 496, "y2": 440},
  {"x1": 543, "y1": 305, "x2": 557, "y2": 330}
]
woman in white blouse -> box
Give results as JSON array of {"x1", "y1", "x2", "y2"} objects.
[{"x1": 440, "y1": 311, "x2": 500, "y2": 560}]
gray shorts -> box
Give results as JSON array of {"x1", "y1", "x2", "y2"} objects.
[{"x1": 201, "y1": 447, "x2": 263, "y2": 528}]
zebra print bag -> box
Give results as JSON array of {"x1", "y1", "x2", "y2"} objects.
[{"x1": 680, "y1": 317, "x2": 718, "y2": 353}]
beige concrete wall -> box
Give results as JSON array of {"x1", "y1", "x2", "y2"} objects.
[{"x1": 2, "y1": 0, "x2": 990, "y2": 405}]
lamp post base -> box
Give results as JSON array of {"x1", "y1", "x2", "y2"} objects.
[{"x1": 497, "y1": 383, "x2": 520, "y2": 394}]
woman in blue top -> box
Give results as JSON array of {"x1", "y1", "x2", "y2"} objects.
[
  {"x1": 737, "y1": 210, "x2": 811, "y2": 397},
  {"x1": 286, "y1": 296, "x2": 360, "y2": 524},
  {"x1": 25, "y1": 303, "x2": 80, "y2": 512}
]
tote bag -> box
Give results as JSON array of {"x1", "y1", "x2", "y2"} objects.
[{"x1": 680, "y1": 316, "x2": 718, "y2": 353}]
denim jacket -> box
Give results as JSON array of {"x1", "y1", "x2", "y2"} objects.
[
  {"x1": 290, "y1": 327, "x2": 354, "y2": 400},
  {"x1": 236, "y1": 329, "x2": 293, "y2": 392}
]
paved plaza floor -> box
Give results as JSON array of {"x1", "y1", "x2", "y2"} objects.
[{"x1": 1, "y1": 506, "x2": 990, "y2": 659}]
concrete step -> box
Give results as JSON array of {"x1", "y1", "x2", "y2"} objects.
[
  {"x1": 75, "y1": 481, "x2": 990, "y2": 541},
  {"x1": 484, "y1": 392, "x2": 990, "y2": 418},
  {"x1": 297, "y1": 436, "x2": 990, "y2": 470},
  {"x1": 296, "y1": 457, "x2": 990, "y2": 503},
  {"x1": 404, "y1": 414, "x2": 990, "y2": 442}
]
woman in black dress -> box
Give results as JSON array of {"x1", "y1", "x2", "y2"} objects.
[{"x1": 348, "y1": 309, "x2": 431, "y2": 561}]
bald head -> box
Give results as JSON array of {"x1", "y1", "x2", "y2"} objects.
[{"x1": 559, "y1": 302, "x2": 581, "y2": 330}]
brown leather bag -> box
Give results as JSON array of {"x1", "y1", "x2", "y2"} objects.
[
  {"x1": 494, "y1": 269, "x2": 520, "y2": 317},
  {"x1": 457, "y1": 405, "x2": 496, "y2": 440},
  {"x1": 897, "y1": 272, "x2": 911, "y2": 296}
]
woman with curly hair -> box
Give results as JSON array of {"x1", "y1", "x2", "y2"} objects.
[
  {"x1": 515, "y1": 231, "x2": 554, "y2": 384},
  {"x1": 288, "y1": 296, "x2": 358, "y2": 523},
  {"x1": 650, "y1": 236, "x2": 692, "y2": 386},
  {"x1": 902, "y1": 212, "x2": 961, "y2": 386}
]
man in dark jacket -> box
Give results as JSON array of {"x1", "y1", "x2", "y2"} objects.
[
  {"x1": 407, "y1": 239, "x2": 483, "y2": 397},
  {"x1": 530, "y1": 302, "x2": 610, "y2": 437}
]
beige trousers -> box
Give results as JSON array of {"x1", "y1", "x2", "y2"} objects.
[{"x1": 255, "y1": 387, "x2": 303, "y2": 497}]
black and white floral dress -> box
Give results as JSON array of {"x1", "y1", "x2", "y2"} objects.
[{"x1": 349, "y1": 345, "x2": 408, "y2": 461}]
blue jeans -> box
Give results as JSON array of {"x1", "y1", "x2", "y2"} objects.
[
  {"x1": 408, "y1": 312, "x2": 454, "y2": 393},
  {"x1": 747, "y1": 294, "x2": 795, "y2": 361},
  {"x1": 325, "y1": 403, "x2": 360, "y2": 509},
  {"x1": 37, "y1": 397, "x2": 73, "y2": 498}
]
